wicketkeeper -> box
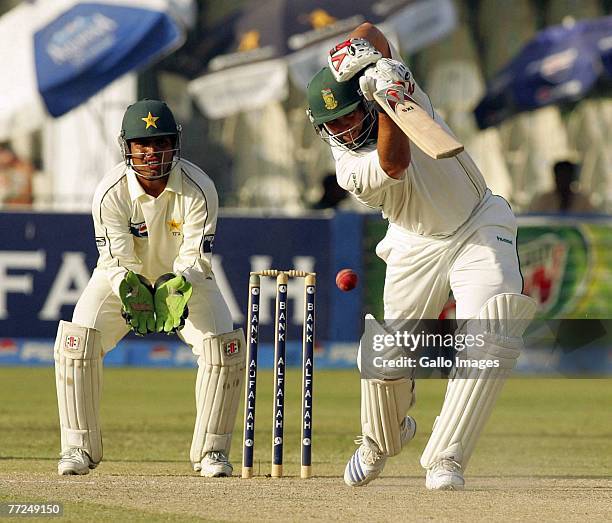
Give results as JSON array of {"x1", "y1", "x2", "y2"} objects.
[
  {"x1": 307, "y1": 23, "x2": 537, "y2": 490},
  {"x1": 53, "y1": 99, "x2": 244, "y2": 477}
]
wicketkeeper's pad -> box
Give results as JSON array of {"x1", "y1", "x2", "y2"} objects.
[
  {"x1": 190, "y1": 328, "x2": 246, "y2": 467},
  {"x1": 54, "y1": 320, "x2": 103, "y2": 463}
]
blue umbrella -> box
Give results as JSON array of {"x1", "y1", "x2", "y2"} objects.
[
  {"x1": 0, "y1": 0, "x2": 195, "y2": 139},
  {"x1": 475, "y1": 16, "x2": 612, "y2": 129}
]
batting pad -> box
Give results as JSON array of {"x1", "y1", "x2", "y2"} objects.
[
  {"x1": 190, "y1": 328, "x2": 246, "y2": 466},
  {"x1": 54, "y1": 320, "x2": 103, "y2": 463},
  {"x1": 361, "y1": 377, "x2": 415, "y2": 456},
  {"x1": 420, "y1": 293, "x2": 537, "y2": 470}
]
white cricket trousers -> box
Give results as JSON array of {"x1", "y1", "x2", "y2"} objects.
[
  {"x1": 376, "y1": 190, "x2": 523, "y2": 321},
  {"x1": 72, "y1": 271, "x2": 233, "y2": 354}
]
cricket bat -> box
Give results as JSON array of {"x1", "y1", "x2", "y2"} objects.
[{"x1": 373, "y1": 87, "x2": 464, "y2": 159}]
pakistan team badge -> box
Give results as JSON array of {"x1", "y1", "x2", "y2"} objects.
[
  {"x1": 141, "y1": 112, "x2": 159, "y2": 129},
  {"x1": 321, "y1": 88, "x2": 338, "y2": 110}
]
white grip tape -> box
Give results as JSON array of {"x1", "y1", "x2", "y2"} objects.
[
  {"x1": 190, "y1": 328, "x2": 246, "y2": 464},
  {"x1": 54, "y1": 320, "x2": 103, "y2": 463}
]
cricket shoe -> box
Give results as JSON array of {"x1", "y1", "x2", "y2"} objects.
[
  {"x1": 198, "y1": 451, "x2": 233, "y2": 477},
  {"x1": 425, "y1": 458, "x2": 465, "y2": 490},
  {"x1": 57, "y1": 447, "x2": 96, "y2": 476},
  {"x1": 344, "y1": 415, "x2": 417, "y2": 487}
]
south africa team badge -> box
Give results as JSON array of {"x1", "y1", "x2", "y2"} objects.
[{"x1": 321, "y1": 88, "x2": 338, "y2": 110}]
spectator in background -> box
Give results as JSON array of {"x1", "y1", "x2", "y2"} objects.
[
  {"x1": 0, "y1": 143, "x2": 33, "y2": 207},
  {"x1": 529, "y1": 160, "x2": 595, "y2": 214},
  {"x1": 311, "y1": 172, "x2": 349, "y2": 209}
]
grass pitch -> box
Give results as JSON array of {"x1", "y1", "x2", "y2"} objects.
[{"x1": 0, "y1": 368, "x2": 610, "y2": 521}]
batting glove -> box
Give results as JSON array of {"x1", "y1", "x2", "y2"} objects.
[
  {"x1": 359, "y1": 58, "x2": 415, "y2": 102},
  {"x1": 328, "y1": 38, "x2": 382, "y2": 82}
]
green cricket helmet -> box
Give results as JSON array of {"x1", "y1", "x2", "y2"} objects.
[
  {"x1": 306, "y1": 68, "x2": 376, "y2": 150},
  {"x1": 118, "y1": 99, "x2": 182, "y2": 178}
]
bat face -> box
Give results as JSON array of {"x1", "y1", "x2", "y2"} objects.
[{"x1": 373, "y1": 87, "x2": 464, "y2": 159}]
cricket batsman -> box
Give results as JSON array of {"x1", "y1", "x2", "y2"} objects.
[
  {"x1": 54, "y1": 99, "x2": 244, "y2": 477},
  {"x1": 307, "y1": 23, "x2": 537, "y2": 489}
]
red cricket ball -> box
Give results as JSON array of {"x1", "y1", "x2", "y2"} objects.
[{"x1": 335, "y1": 268, "x2": 358, "y2": 292}]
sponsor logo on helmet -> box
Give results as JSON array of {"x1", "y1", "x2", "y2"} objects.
[{"x1": 321, "y1": 88, "x2": 338, "y2": 110}]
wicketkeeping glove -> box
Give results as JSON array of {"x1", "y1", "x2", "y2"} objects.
[
  {"x1": 153, "y1": 273, "x2": 193, "y2": 334},
  {"x1": 119, "y1": 271, "x2": 156, "y2": 336}
]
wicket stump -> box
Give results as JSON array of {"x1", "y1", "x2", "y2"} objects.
[{"x1": 241, "y1": 270, "x2": 316, "y2": 479}]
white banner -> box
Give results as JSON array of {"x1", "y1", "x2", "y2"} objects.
[{"x1": 189, "y1": 59, "x2": 288, "y2": 119}]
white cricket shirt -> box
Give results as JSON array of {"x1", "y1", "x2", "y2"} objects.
[
  {"x1": 92, "y1": 159, "x2": 218, "y2": 295},
  {"x1": 332, "y1": 48, "x2": 488, "y2": 237}
]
